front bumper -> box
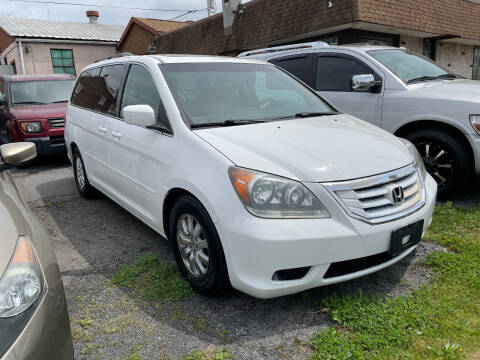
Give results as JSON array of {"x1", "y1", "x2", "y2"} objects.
[
  {"x1": 0, "y1": 264, "x2": 72, "y2": 360},
  {"x1": 467, "y1": 134, "x2": 480, "y2": 174},
  {"x1": 25, "y1": 136, "x2": 66, "y2": 156},
  {"x1": 217, "y1": 174, "x2": 437, "y2": 299}
]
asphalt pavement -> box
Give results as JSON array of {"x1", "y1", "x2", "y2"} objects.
[{"x1": 9, "y1": 156, "x2": 480, "y2": 360}]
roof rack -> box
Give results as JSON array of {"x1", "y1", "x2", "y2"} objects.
[
  {"x1": 95, "y1": 52, "x2": 133, "y2": 63},
  {"x1": 238, "y1": 41, "x2": 329, "y2": 57}
]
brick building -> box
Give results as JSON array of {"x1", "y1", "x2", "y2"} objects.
[
  {"x1": 0, "y1": 13, "x2": 123, "y2": 75},
  {"x1": 117, "y1": 17, "x2": 191, "y2": 55},
  {"x1": 154, "y1": 0, "x2": 480, "y2": 79}
]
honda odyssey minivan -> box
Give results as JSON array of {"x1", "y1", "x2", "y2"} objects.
[{"x1": 65, "y1": 54, "x2": 437, "y2": 299}]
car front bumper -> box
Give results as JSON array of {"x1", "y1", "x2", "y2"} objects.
[
  {"x1": 217, "y1": 174, "x2": 437, "y2": 299},
  {"x1": 24, "y1": 136, "x2": 66, "y2": 156},
  {"x1": 467, "y1": 134, "x2": 480, "y2": 174}
]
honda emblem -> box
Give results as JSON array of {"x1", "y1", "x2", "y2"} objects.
[{"x1": 392, "y1": 187, "x2": 405, "y2": 204}]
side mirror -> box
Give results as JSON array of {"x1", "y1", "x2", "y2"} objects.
[
  {"x1": 352, "y1": 74, "x2": 382, "y2": 91},
  {"x1": 123, "y1": 105, "x2": 156, "y2": 127},
  {"x1": 0, "y1": 142, "x2": 36, "y2": 166}
]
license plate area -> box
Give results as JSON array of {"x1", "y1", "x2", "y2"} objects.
[{"x1": 390, "y1": 220, "x2": 424, "y2": 257}]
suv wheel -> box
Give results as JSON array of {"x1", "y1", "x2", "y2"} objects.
[
  {"x1": 406, "y1": 129, "x2": 471, "y2": 195},
  {"x1": 73, "y1": 149, "x2": 97, "y2": 198},
  {"x1": 169, "y1": 195, "x2": 229, "y2": 294}
]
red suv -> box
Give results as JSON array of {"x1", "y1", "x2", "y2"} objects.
[{"x1": 0, "y1": 74, "x2": 75, "y2": 155}]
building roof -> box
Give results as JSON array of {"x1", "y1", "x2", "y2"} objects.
[
  {"x1": 0, "y1": 16, "x2": 124, "y2": 42},
  {"x1": 117, "y1": 17, "x2": 191, "y2": 49},
  {"x1": 154, "y1": 0, "x2": 480, "y2": 56}
]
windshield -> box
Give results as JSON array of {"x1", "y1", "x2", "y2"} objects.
[
  {"x1": 10, "y1": 80, "x2": 75, "y2": 106},
  {"x1": 368, "y1": 50, "x2": 456, "y2": 84},
  {"x1": 161, "y1": 63, "x2": 336, "y2": 127}
]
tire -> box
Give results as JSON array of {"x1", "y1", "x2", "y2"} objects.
[
  {"x1": 405, "y1": 128, "x2": 471, "y2": 195},
  {"x1": 72, "y1": 149, "x2": 98, "y2": 198},
  {"x1": 169, "y1": 195, "x2": 229, "y2": 294}
]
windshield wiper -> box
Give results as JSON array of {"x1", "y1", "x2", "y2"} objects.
[
  {"x1": 13, "y1": 101, "x2": 46, "y2": 105},
  {"x1": 406, "y1": 76, "x2": 440, "y2": 84},
  {"x1": 50, "y1": 100, "x2": 68, "y2": 103},
  {"x1": 191, "y1": 119, "x2": 266, "y2": 129},
  {"x1": 436, "y1": 74, "x2": 458, "y2": 80},
  {"x1": 275, "y1": 111, "x2": 339, "y2": 120}
]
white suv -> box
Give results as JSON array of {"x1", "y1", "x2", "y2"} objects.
[
  {"x1": 240, "y1": 42, "x2": 480, "y2": 195},
  {"x1": 65, "y1": 54, "x2": 437, "y2": 299}
]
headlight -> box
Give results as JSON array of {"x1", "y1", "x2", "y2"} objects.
[
  {"x1": 0, "y1": 236, "x2": 43, "y2": 318},
  {"x1": 470, "y1": 115, "x2": 480, "y2": 134},
  {"x1": 228, "y1": 167, "x2": 330, "y2": 219},
  {"x1": 20, "y1": 121, "x2": 42, "y2": 134},
  {"x1": 400, "y1": 138, "x2": 427, "y2": 181}
]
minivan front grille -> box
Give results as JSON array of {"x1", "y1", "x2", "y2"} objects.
[
  {"x1": 323, "y1": 165, "x2": 424, "y2": 224},
  {"x1": 48, "y1": 117, "x2": 65, "y2": 129}
]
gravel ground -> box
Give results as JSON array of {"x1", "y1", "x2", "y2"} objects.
[{"x1": 9, "y1": 157, "x2": 480, "y2": 360}]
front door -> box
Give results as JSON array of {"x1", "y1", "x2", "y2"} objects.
[
  {"x1": 314, "y1": 54, "x2": 384, "y2": 126},
  {"x1": 109, "y1": 63, "x2": 173, "y2": 227}
]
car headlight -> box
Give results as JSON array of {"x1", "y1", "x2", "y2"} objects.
[
  {"x1": 228, "y1": 167, "x2": 330, "y2": 219},
  {"x1": 400, "y1": 138, "x2": 427, "y2": 181},
  {"x1": 470, "y1": 115, "x2": 480, "y2": 134},
  {"x1": 0, "y1": 236, "x2": 44, "y2": 318},
  {"x1": 20, "y1": 122, "x2": 42, "y2": 134}
]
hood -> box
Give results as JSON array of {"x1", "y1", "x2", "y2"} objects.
[
  {"x1": 195, "y1": 114, "x2": 413, "y2": 182},
  {"x1": 10, "y1": 102, "x2": 67, "y2": 120},
  {"x1": 0, "y1": 173, "x2": 25, "y2": 277},
  {"x1": 409, "y1": 79, "x2": 480, "y2": 102}
]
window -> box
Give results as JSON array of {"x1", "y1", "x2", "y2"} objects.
[
  {"x1": 273, "y1": 56, "x2": 311, "y2": 83},
  {"x1": 10, "y1": 80, "x2": 75, "y2": 106},
  {"x1": 369, "y1": 50, "x2": 453, "y2": 84},
  {"x1": 422, "y1": 38, "x2": 436, "y2": 60},
  {"x1": 316, "y1": 56, "x2": 372, "y2": 91},
  {"x1": 0, "y1": 78, "x2": 6, "y2": 104},
  {"x1": 50, "y1": 49, "x2": 76, "y2": 76},
  {"x1": 474, "y1": 47, "x2": 480, "y2": 80},
  {"x1": 71, "y1": 68, "x2": 100, "y2": 108},
  {"x1": 92, "y1": 65, "x2": 125, "y2": 115},
  {"x1": 121, "y1": 64, "x2": 170, "y2": 132},
  {"x1": 10, "y1": 60, "x2": 16, "y2": 75},
  {"x1": 161, "y1": 63, "x2": 335, "y2": 127}
]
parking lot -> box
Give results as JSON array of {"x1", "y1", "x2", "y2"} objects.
[{"x1": 9, "y1": 156, "x2": 480, "y2": 360}]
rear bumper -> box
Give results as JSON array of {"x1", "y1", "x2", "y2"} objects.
[{"x1": 25, "y1": 136, "x2": 66, "y2": 156}]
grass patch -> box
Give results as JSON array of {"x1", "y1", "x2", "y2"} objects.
[
  {"x1": 310, "y1": 203, "x2": 480, "y2": 359},
  {"x1": 111, "y1": 253, "x2": 194, "y2": 302},
  {"x1": 182, "y1": 347, "x2": 233, "y2": 360}
]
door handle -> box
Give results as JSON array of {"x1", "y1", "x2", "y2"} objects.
[
  {"x1": 112, "y1": 130, "x2": 122, "y2": 139},
  {"x1": 98, "y1": 125, "x2": 107, "y2": 134}
]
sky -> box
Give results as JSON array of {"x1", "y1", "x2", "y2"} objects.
[{"x1": 0, "y1": 0, "x2": 253, "y2": 26}]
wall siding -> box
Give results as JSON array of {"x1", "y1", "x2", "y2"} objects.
[{"x1": 119, "y1": 24, "x2": 155, "y2": 55}]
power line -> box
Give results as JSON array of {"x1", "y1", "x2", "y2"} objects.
[{"x1": 7, "y1": 0, "x2": 206, "y2": 12}]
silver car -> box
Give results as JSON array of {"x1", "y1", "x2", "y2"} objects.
[{"x1": 0, "y1": 143, "x2": 73, "y2": 359}]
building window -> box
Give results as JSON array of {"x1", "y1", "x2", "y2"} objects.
[
  {"x1": 50, "y1": 49, "x2": 75, "y2": 75},
  {"x1": 422, "y1": 38, "x2": 436, "y2": 60},
  {"x1": 474, "y1": 47, "x2": 480, "y2": 80}
]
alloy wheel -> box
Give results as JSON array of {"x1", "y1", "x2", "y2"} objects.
[
  {"x1": 75, "y1": 156, "x2": 86, "y2": 191},
  {"x1": 176, "y1": 214, "x2": 210, "y2": 278},
  {"x1": 416, "y1": 141, "x2": 454, "y2": 191}
]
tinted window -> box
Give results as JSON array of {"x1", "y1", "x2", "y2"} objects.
[
  {"x1": 316, "y1": 56, "x2": 372, "y2": 91},
  {"x1": 92, "y1": 65, "x2": 124, "y2": 116},
  {"x1": 121, "y1": 65, "x2": 170, "y2": 132},
  {"x1": 273, "y1": 56, "x2": 311, "y2": 83},
  {"x1": 71, "y1": 68, "x2": 100, "y2": 108}
]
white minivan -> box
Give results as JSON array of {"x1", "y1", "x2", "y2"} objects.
[{"x1": 65, "y1": 54, "x2": 437, "y2": 299}]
